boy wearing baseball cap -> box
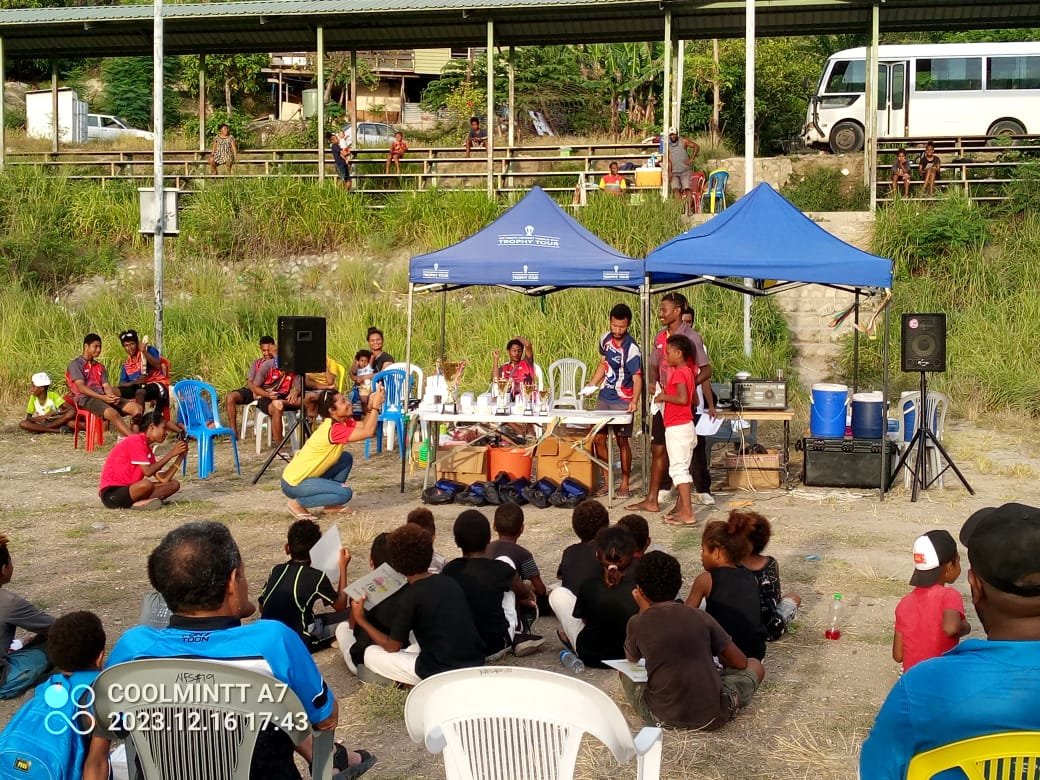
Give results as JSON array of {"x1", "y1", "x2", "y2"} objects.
[
  {"x1": 19, "y1": 372, "x2": 74, "y2": 434},
  {"x1": 862, "y1": 505, "x2": 1040, "y2": 779},
  {"x1": 892, "y1": 529, "x2": 970, "y2": 672}
]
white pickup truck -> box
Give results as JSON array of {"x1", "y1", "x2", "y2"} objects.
[{"x1": 87, "y1": 114, "x2": 154, "y2": 142}]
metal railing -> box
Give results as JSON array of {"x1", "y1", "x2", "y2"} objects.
[
  {"x1": 4, "y1": 142, "x2": 664, "y2": 199},
  {"x1": 875, "y1": 135, "x2": 1040, "y2": 204}
]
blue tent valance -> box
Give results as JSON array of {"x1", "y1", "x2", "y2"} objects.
[
  {"x1": 409, "y1": 186, "x2": 640, "y2": 290},
  {"x1": 645, "y1": 183, "x2": 893, "y2": 290}
]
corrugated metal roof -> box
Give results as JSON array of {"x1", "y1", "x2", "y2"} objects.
[{"x1": 0, "y1": 0, "x2": 1037, "y2": 58}]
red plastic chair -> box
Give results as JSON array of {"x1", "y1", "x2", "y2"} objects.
[{"x1": 65, "y1": 391, "x2": 104, "y2": 452}]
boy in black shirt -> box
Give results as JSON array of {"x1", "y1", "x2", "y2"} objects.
[
  {"x1": 442, "y1": 510, "x2": 545, "y2": 658},
  {"x1": 352, "y1": 524, "x2": 484, "y2": 685},
  {"x1": 259, "y1": 519, "x2": 349, "y2": 651},
  {"x1": 487, "y1": 503, "x2": 549, "y2": 618},
  {"x1": 335, "y1": 533, "x2": 407, "y2": 675},
  {"x1": 549, "y1": 499, "x2": 609, "y2": 644}
]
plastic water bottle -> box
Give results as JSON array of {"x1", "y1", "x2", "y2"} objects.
[
  {"x1": 825, "y1": 593, "x2": 843, "y2": 640},
  {"x1": 559, "y1": 649, "x2": 585, "y2": 674}
]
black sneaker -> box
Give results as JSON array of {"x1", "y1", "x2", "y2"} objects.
[{"x1": 512, "y1": 632, "x2": 545, "y2": 657}]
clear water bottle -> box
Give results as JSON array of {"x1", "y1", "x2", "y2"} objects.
[
  {"x1": 825, "y1": 593, "x2": 843, "y2": 640},
  {"x1": 559, "y1": 649, "x2": 585, "y2": 674}
]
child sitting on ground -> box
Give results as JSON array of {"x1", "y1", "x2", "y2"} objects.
[
  {"x1": 442, "y1": 510, "x2": 544, "y2": 658},
  {"x1": 549, "y1": 499, "x2": 610, "y2": 624},
  {"x1": 259, "y1": 519, "x2": 349, "y2": 652},
  {"x1": 742, "y1": 512, "x2": 801, "y2": 641},
  {"x1": 624, "y1": 551, "x2": 765, "y2": 730},
  {"x1": 0, "y1": 611, "x2": 106, "y2": 777},
  {"x1": 351, "y1": 523, "x2": 485, "y2": 686},
  {"x1": 893, "y1": 530, "x2": 969, "y2": 672},
  {"x1": 20, "y1": 372, "x2": 74, "y2": 434},
  {"x1": 685, "y1": 512, "x2": 767, "y2": 661},
  {"x1": 617, "y1": 514, "x2": 651, "y2": 558},
  {"x1": 0, "y1": 534, "x2": 54, "y2": 699},
  {"x1": 407, "y1": 507, "x2": 446, "y2": 573},
  {"x1": 336, "y1": 532, "x2": 409, "y2": 677},
  {"x1": 488, "y1": 503, "x2": 549, "y2": 619},
  {"x1": 564, "y1": 526, "x2": 638, "y2": 668}
]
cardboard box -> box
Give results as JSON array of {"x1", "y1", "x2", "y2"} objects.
[
  {"x1": 634, "y1": 167, "x2": 662, "y2": 188},
  {"x1": 724, "y1": 449, "x2": 781, "y2": 491},
  {"x1": 435, "y1": 444, "x2": 488, "y2": 486},
  {"x1": 535, "y1": 432, "x2": 595, "y2": 489}
]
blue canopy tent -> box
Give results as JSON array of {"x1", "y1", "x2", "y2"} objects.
[
  {"x1": 643, "y1": 182, "x2": 895, "y2": 496},
  {"x1": 400, "y1": 186, "x2": 642, "y2": 491}
]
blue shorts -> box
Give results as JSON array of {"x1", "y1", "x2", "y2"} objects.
[{"x1": 0, "y1": 647, "x2": 50, "y2": 699}]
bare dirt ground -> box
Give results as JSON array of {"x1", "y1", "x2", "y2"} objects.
[{"x1": 0, "y1": 414, "x2": 1036, "y2": 779}]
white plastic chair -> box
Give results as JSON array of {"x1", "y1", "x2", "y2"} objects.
[
  {"x1": 548, "y1": 358, "x2": 587, "y2": 411},
  {"x1": 895, "y1": 390, "x2": 950, "y2": 489},
  {"x1": 240, "y1": 400, "x2": 299, "y2": 455},
  {"x1": 93, "y1": 658, "x2": 334, "y2": 780},
  {"x1": 405, "y1": 666, "x2": 663, "y2": 780}
]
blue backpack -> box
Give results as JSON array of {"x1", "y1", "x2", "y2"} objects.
[{"x1": 0, "y1": 671, "x2": 98, "y2": 779}]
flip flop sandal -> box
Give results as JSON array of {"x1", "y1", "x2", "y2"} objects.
[
  {"x1": 663, "y1": 515, "x2": 700, "y2": 527},
  {"x1": 323, "y1": 506, "x2": 357, "y2": 517},
  {"x1": 592, "y1": 485, "x2": 609, "y2": 498},
  {"x1": 556, "y1": 628, "x2": 575, "y2": 652},
  {"x1": 615, "y1": 488, "x2": 632, "y2": 499},
  {"x1": 341, "y1": 749, "x2": 377, "y2": 779},
  {"x1": 287, "y1": 502, "x2": 318, "y2": 521}
]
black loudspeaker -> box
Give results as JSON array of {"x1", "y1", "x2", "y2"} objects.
[
  {"x1": 901, "y1": 313, "x2": 946, "y2": 372},
  {"x1": 278, "y1": 316, "x2": 327, "y2": 374}
]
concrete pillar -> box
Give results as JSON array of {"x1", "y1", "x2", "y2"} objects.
[
  {"x1": 198, "y1": 53, "x2": 206, "y2": 151},
  {"x1": 51, "y1": 60, "x2": 59, "y2": 153},
  {"x1": 317, "y1": 26, "x2": 325, "y2": 183},
  {"x1": 866, "y1": 5, "x2": 880, "y2": 212},
  {"x1": 486, "y1": 21, "x2": 495, "y2": 196},
  {"x1": 661, "y1": 11, "x2": 672, "y2": 202}
]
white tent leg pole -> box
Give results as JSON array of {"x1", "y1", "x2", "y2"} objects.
[
  {"x1": 742, "y1": 0, "x2": 755, "y2": 357},
  {"x1": 153, "y1": 0, "x2": 165, "y2": 353},
  {"x1": 402, "y1": 282, "x2": 414, "y2": 493},
  {"x1": 640, "y1": 276, "x2": 653, "y2": 490}
]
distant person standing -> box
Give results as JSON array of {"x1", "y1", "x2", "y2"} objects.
[
  {"x1": 664, "y1": 127, "x2": 700, "y2": 212},
  {"x1": 329, "y1": 131, "x2": 353, "y2": 190},
  {"x1": 209, "y1": 123, "x2": 238, "y2": 175},
  {"x1": 464, "y1": 117, "x2": 488, "y2": 157}
]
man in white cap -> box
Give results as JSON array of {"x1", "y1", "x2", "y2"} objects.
[
  {"x1": 860, "y1": 503, "x2": 1040, "y2": 779},
  {"x1": 664, "y1": 127, "x2": 700, "y2": 213},
  {"x1": 19, "y1": 371, "x2": 74, "y2": 434}
]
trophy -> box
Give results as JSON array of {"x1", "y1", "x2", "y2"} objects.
[
  {"x1": 436, "y1": 359, "x2": 466, "y2": 415},
  {"x1": 522, "y1": 377, "x2": 535, "y2": 416},
  {"x1": 494, "y1": 377, "x2": 510, "y2": 414}
]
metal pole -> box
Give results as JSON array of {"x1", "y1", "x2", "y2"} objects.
[
  {"x1": 507, "y1": 45, "x2": 515, "y2": 148},
  {"x1": 853, "y1": 289, "x2": 861, "y2": 393},
  {"x1": 486, "y1": 21, "x2": 495, "y2": 196},
  {"x1": 661, "y1": 11, "x2": 672, "y2": 202},
  {"x1": 51, "y1": 60, "x2": 59, "y2": 153},
  {"x1": 350, "y1": 50, "x2": 357, "y2": 147},
  {"x1": 640, "y1": 276, "x2": 652, "y2": 487},
  {"x1": 153, "y1": 0, "x2": 165, "y2": 353},
  {"x1": 402, "y1": 282, "x2": 414, "y2": 493},
  {"x1": 198, "y1": 53, "x2": 206, "y2": 152},
  {"x1": 317, "y1": 26, "x2": 325, "y2": 183},
  {"x1": 742, "y1": 0, "x2": 755, "y2": 356},
  {"x1": 0, "y1": 37, "x2": 5, "y2": 169},
  {"x1": 674, "y1": 40, "x2": 685, "y2": 129},
  {"x1": 880, "y1": 303, "x2": 890, "y2": 500},
  {"x1": 867, "y1": 5, "x2": 880, "y2": 211}
]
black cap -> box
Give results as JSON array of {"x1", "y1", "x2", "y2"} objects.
[
  {"x1": 959, "y1": 503, "x2": 1040, "y2": 598},
  {"x1": 909, "y1": 529, "x2": 958, "y2": 587}
]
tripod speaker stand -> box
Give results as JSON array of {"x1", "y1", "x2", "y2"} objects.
[{"x1": 886, "y1": 371, "x2": 973, "y2": 501}]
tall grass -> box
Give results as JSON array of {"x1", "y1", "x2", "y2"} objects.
[{"x1": 841, "y1": 197, "x2": 1040, "y2": 416}]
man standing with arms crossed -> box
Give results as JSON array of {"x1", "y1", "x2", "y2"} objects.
[{"x1": 628, "y1": 292, "x2": 714, "y2": 515}]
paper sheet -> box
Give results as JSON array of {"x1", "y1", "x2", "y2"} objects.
[
  {"x1": 309, "y1": 524, "x2": 343, "y2": 589},
  {"x1": 345, "y1": 563, "x2": 407, "y2": 610},
  {"x1": 695, "y1": 415, "x2": 725, "y2": 437},
  {"x1": 603, "y1": 658, "x2": 647, "y2": 682}
]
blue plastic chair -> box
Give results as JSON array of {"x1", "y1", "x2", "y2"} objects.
[
  {"x1": 702, "y1": 169, "x2": 730, "y2": 214},
  {"x1": 364, "y1": 368, "x2": 409, "y2": 461},
  {"x1": 172, "y1": 380, "x2": 241, "y2": 479}
]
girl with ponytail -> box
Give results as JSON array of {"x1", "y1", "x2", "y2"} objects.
[{"x1": 569, "y1": 526, "x2": 638, "y2": 668}]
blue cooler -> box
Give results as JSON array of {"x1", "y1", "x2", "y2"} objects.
[
  {"x1": 810, "y1": 383, "x2": 849, "y2": 438},
  {"x1": 851, "y1": 392, "x2": 885, "y2": 439}
]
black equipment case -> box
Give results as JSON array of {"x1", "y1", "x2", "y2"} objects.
[{"x1": 801, "y1": 438, "x2": 899, "y2": 490}]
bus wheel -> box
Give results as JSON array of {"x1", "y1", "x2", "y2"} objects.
[
  {"x1": 988, "y1": 119, "x2": 1025, "y2": 146},
  {"x1": 830, "y1": 122, "x2": 864, "y2": 154}
]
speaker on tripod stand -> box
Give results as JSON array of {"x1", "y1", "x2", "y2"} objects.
[
  {"x1": 252, "y1": 317, "x2": 327, "y2": 484},
  {"x1": 888, "y1": 313, "x2": 973, "y2": 501}
]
